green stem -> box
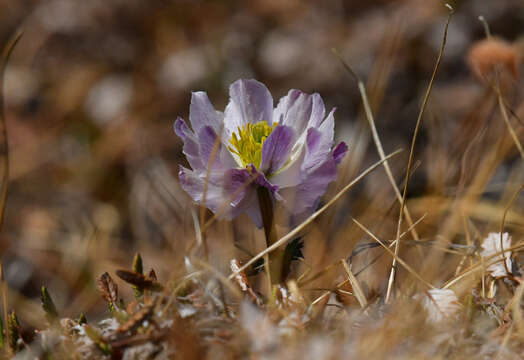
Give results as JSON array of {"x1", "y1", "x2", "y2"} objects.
[{"x1": 257, "y1": 186, "x2": 284, "y2": 286}]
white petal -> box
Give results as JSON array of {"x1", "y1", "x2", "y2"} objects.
[
  {"x1": 421, "y1": 288, "x2": 460, "y2": 323},
  {"x1": 481, "y1": 232, "x2": 512, "y2": 278}
]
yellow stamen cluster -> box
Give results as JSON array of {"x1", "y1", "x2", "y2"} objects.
[{"x1": 229, "y1": 122, "x2": 277, "y2": 168}]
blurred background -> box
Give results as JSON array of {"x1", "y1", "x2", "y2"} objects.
[{"x1": 0, "y1": 0, "x2": 522, "y2": 328}]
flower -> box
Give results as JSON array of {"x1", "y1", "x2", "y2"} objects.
[
  {"x1": 480, "y1": 232, "x2": 512, "y2": 278},
  {"x1": 174, "y1": 79, "x2": 348, "y2": 227},
  {"x1": 420, "y1": 288, "x2": 460, "y2": 323}
]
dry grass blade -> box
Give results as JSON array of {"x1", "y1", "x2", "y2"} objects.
[
  {"x1": 478, "y1": 16, "x2": 524, "y2": 160},
  {"x1": 298, "y1": 262, "x2": 339, "y2": 287},
  {"x1": 499, "y1": 183, "x2": 523, "y2": 275},
  {"x1": 191, "y1": 208, "x2": 203, "y2": 251},
  {"x1": 385, "y1": 4, "x2": 453, "y2": 303},
  {"x1": 159, "y1": 270, "x2": 204, "y2": 315},
  {"x1": 115, "y1": 270, "x2": 164, "y2": 292},
  {"x1": 352, "y1": 218, "x2": 435, "y2": 290},
  {"x1": 512, "y1": 283, "x2": 524, "y2": 340},
  {"x1": 340, "y1": 259, "x2": 367, "y2": 308},
  {"x1": 0, "y1": 30, "x2": 22, "y2": 233},
  {"x1": 497, "y1": 93, "x2": 524, "y2": 159},
  {"x1": 443, "y1": 243, "x2": 524, "y2": 289},
  {"x1": 300, "y1": 213, "x2": 427, "y2": 287},
  {"x1": 334, "y1": 49, "x2": 421, "y2": 243},
  {"x1": 0, "y1": 32, "x2": 22, "y2": 353},
  {"x1": 97, "y1": 272, "x2": 119, "y2": 304},
  {"x1": 385, "y1": 213, "x2": 428, "y2": 251},
  {"x1": 228, "y1": 149, "x2": 403, "y2": 280},
  {"x1": 110, "y1": 329, "x2": 168, "y2": 349},
  {"x1": 190, "y1": 257, "x2": 243, "y2": 300}
]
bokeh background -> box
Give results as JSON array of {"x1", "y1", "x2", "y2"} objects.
[{"x1": 0, "y1": 0, "x2": 522, "y2": 328}]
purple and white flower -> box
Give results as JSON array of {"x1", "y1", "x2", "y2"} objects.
[{"x1": 174, "y1": 79, "x2": 348, "y2": 227}]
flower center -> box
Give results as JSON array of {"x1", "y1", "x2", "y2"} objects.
[{"x1": 228, "y1": 122, "x2": 277, "y2": 168}]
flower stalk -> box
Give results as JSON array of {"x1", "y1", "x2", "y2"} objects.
[{"x1": 257, "y1": 186, "x2": 284, "y2": 286}]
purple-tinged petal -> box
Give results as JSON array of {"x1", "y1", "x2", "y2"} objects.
[
  {"x1": 232, "y1": 188, "x2": 262, "y2": 228},
  {"x1": 283, "y1": 139, "x2": 347, "y2": 217},
  {"x1": 223, "y1": 101, "x2": 243, "y2": 141},
  {"x1": 275, "y1": 91, "x2": 312, "y2": 138},
  {"x1": 224, "y1": 166, "x2": 280, "y2": 203},
  {"x1": 225, "y1": 79, "x2": 273, "y2": 127},
  {"x1": 179, "y1": 166, "x2": 202, "y2": 201},
  {"x1": 318, "y1": 108, "x2": 335, "y2": 142},
  {"x1": 244, "y1": 199, "x2": 263, "y2": 228},
  {"x1": 223, "y1": 168, "x2": 253, "y2": 206},
  {"x1": 242, "y1": 173, "x2": 278, "y2": 228},
  {"x1": 198, "y1": 126, "x2": 219, "y2": 164},
  {"x1": 189, "y1": 91, "x2": 220, "y2": 134},
  {"x1": 269, "y1": 146, "x2": 305, "y2": 188},
  {"x1": 174, "y1": 116, "x2": 190, "y2": 141},
  {"x1": 197, "y1": 126, "x2": 237, "y2": 171},
  {"x1": 273, "y1": 89, "x2": 301, "y2": 124},
  {"x1": 179, "y1": 166, "x2": 254, "y2": 222},
  {"x1": 308, "y1": 93, "x2": 326, "y2": 128},
  {"x1": 333, "y1": 142, "x2": 348, "y2": 164},
  {"x1": 298, "y1": 108, "x2": 336, "y2": 173},
  {"x1": 277, "y1": 131, "x2": 347, "y2": 217},
  {"x1": 274, "y1": 91, "x2": 327, "y2": 139},
  {"x1": 247, "y1": 164, "x2": 281, "y2": 200},
  {"x1": 174, "y1": 117, "x2": 204, "y2": 171},
  {"x1": 302, "y1": 127, "x2": 333, "y2": 173},
  {"x1": 179, "y1": 166, "x2": 223, "y2": 213},
  {"x1": 222, "y1": 79, "x2": 274, "y2": 142},
  {"x1": 223, "y1": 166, "x2": 278, "y2": 228},
  {"x1": 281, "y1": 157, "x2": 337, "y2": 215},
  {"x1": 260, "y1": 125, "x2": 295, "y2": 174}
]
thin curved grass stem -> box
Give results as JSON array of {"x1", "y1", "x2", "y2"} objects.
[
  {"x1": 333, "y1": 49, "x2": 421, "y2": 244},
  {"x1": 385, "y1": 6, "x2": 453, "y2": 303}
]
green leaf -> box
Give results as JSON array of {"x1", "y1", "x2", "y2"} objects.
[
  {"x1": 84, "y1": 325, "x2": 112, "y2": 355},
  {"x1": 7, "y1": 311, "x2": 20, "y2": 353},
  {"x1": 41, "y1": 286, "x2": 58, "y2": 321},
  {"x1": 77, "y1": 313, "x2": 87, "y2": 325},
  {"x1": 132, "y1": 253, "x2": 144, "y2": 298},
  {"x1": 132, "y1": 253, "x2": 143, "y2": 275}
]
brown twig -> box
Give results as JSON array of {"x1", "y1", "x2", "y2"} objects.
[{"x1": 0, "y1": 29, "x2": 23, "y2": 355}]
